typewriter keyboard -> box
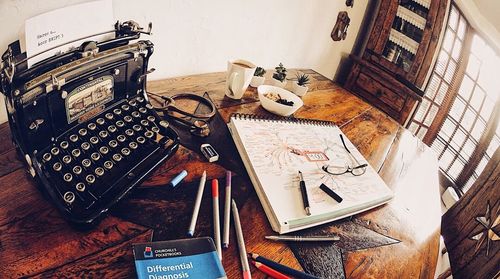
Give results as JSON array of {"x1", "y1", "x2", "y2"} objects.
[{"x1": 36, "y1": 95, "x2": 178, "y2": 216}]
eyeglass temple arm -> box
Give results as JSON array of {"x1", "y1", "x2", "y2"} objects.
[{"x1": 339, "y1": 134, "x2": 365, "y2": 167}]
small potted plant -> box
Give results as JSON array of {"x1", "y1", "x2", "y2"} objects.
[
  {"x1": 250, "y1": 67, "x2": 266, "y2": 87},
  {"x1": 292, "y1": 73, "x2": 310, "y2": 96},
  {"x1": 271, "y1": 63, "x2": 287, "y2": 88}
]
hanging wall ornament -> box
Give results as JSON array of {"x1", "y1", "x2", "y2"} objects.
[{"x1": 331, "y1": 11, "x2": 351, "y2": 41}]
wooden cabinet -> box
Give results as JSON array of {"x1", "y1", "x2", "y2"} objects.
[{"x1": 345, "y1": 0, "x2": 448, "y2": 125}]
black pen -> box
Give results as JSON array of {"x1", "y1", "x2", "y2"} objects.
[
  {"x1": 320, "y1": 183, "x2": 343, "y2": 203},
  {"x1": 298, "y1": 171, "x2": 311, "y2": 215}
]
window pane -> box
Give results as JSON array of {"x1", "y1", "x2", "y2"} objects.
[
  {"x1": 448, "y1": 159, "x2": 464, "y2": 180},
  {"x1": 479, "y1": 98, "x2": 494, "y2": 120},
  {"x1": 432, "y1": 138, "x2": 446, "y2": 156},
  {"x1": 424, "y1": 104, "x2": 439, "y2": 126},
  {"x1": 475, "y1": 156, "x2": 489, "y2": 176},
  {"x1": 451, "y1": 38, "x2": 462, "y2": 61},
  {"x1": 451, "y1": 128, "x2": 466, "y2": 150},
  {"x1": 417, "y1": 127, "x2": 427, "y2": 140},
  {"x1": 449, "y1": 97, "x2": 466, "y2": 120},
  {"x1": 466, "y1": 54, "x2": 481, "y2": 80},
  {"x1": 426, "y1": 74, "x2": 440, "y2": 99},
  {"x1": 471, "y1": 118, "x2": 486, "y2": 141},
  {"x1": 470, "y1": 86, "x2": 485, "y2": 110},
  {"x1": 439, "y1": 148, "x2": 455, "y2": 170},
  {"x1": 435, "y1": 82, "x2": 449, "y2": 105},
  {"x1": 457, "y1": 18, "x2": 466, "y2": 40},
  {"x1": 441, "y1": 118, "x2": 456, "y2": 140},
  {"x1": 458, "y1": 75, "x2": 474, "y2": 101},
  {"x1": 461, "y1": 107, "x2": 477, "y2": 132},
  {"x1": 486, "y1": 135, "x2": 499, "y2": 158},
  {"x1": 442, "y1": 28, "x2": 455, "y2": 52},
  {"x1": 435, "y1": 50, "x2": 449, "y2": 76},
  {"x1": 444, "y1": 60, "x2": 457, "y2": 83},
  {"x1": 409, "y1": 122, "x2": 419, "y2": 134},
  {"x1": 461, "y1": 138, "x2": 476, "y2": 159},
  {"x1": 449, "y1": 7, "x2": 459, "y2": 31}
]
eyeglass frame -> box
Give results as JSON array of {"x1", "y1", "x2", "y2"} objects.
[{"x1": 322, "y1": 134, "x2": 368, "y2": 176}]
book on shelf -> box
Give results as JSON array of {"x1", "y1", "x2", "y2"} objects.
[
  {"x1": 227, "y1": 114, "x2": 393, "y2": 234},
  {"x1": 133, "y1": 237, "x2": 227, "y2": 279}
]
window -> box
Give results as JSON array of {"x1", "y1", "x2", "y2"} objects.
[{"x1": 408, "y1": 5, "x2": 500, "y2": 195}]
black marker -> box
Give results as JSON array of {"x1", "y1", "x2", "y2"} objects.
[
  {"x1": 320, "y1": 183, "x2": 343, "y2": 203},
  {"x1": 298, "y1": 171, "x2": 311, "y2": 215}
]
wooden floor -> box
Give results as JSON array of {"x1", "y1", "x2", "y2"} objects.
[{"x1": 0, "y1": 69, "x2": 442, "y2": 278}]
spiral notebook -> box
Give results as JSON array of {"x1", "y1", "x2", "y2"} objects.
[{"x1": 227, "y1": 114, "x2": 393, "y2": 234}]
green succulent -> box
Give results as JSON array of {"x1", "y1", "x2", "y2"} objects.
[
  {"x1": 272, "y1": 63, "x2": 287, "y2": 82},
  {"x1": 296, "y1": 73, "x2": 310, "y2": 86},
  {"x1": 254, "y1": 67, "x2": 266, "y2": 77}
]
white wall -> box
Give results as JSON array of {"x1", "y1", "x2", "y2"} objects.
[{"x1": 0, "y1": 0, "x2": 369, "y2": 124}]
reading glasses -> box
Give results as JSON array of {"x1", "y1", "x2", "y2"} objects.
[{"x1": 322, "y1": 134, "x2": 368, "y2": 176}]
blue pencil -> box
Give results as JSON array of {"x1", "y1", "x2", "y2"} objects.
[{"x1": 250, "y1": 253, "x2": 319, "y2": 279}]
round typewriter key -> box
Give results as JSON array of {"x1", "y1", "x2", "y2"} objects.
[
  {"x1": 73, "y1": 165, "x2": 82, "y2": 175},
  {"x1": 140, "y1": 119, "x2": 149, "y2": 126},
  {"x1": 72, "y1": 149, "x2": 81, "y2": 158},
  {"x1": 146, "y1": 103, "x2": 153, "y2": 109},
  {"x1": 63, "y1": 173, "x2": 73, "y2": 182},
  {"x1": 145, "y1": 131, "x2": 154, "y2": 139},
  {"x1": 99, "y1": 146, "x2": 109, "y2": 155},
  {"x1": 69, "y1": 134, "x2": 79, "y2": 142},
  {"x1": 159, "y1": 120, "x2": 169, "y2": 129},
  {"x1": 116, "y1": 120, "x2": 125, "y2": 128},
  {"x1": 62, "y1": 155, "x2": 72, "y2": 164},
  {"x1": 137, "y1": 136, "x2": 146, "y2": 144},
  {"x1": 99, "y1": 130, "x2": 109, "y2": 139},
  {"x1": 105, "y1": 112, "x2": 114, "y2": 120},
  {"x1": 133, "y1": 124, "x2": 142, "y2": 132},
  {"x1": 109, "y1": 140, "x2": 118, "y2": 148},
  {"x1": 122, "y1": 104, "x2": 130, "y2": 111},
  {"x1": 43, "y1": 153, "x2": 52, "y2": 162},
  {"x1": 117, "y1": 135, "x2": 126, "y2": 142},
  {"x1": 86, "y1": 174, "x2": 96, "y2": 184},
  {"x1": 96, "y1": 118, "x2": 105, "y2": 125},
  {"x1": 51, "y1": 147, "x2": 60, "y2": 156},
  {"x1": 78, "y1": 128, "x2": 88, "y2": 136},
  {"x1": 151, "y1": 127, "x2": 160, "y2": 133},
  {"x1": 125, "y1": 129, "x2": 134, "y2": 136},
  {"x1": 82, "y1": 159, "x2": 91, "y2": 168},
  {"x1": 88, "y1": 122, "x2": 97, "y2": 131},
  {"x1": 112, "y1": 153, "x2": 122, "y2": 162},
  {"x1": 104, "y1": 160, "x2": 113, "y2": 170},
  {"x1": 53, "y1": 162, "x2": 62, "y2": 172},
  {"x1": 108, "y1": 125, "x2": 117, "y2": 133},
  {"x1": 137, "y1": 97, "x2": 145, "y2": 103},
  {"x1": 81, "y1": 142, "x2": 91, "y2": 151},
  {"x1": 76, "y1": 182, "x2": 85, "y2": 192},
  {"x1": 60, "y1": 141, "x2": 69, "y2": 149},
  {"x1": 129, "y1": 142, "x2": 138, "y2": 150},
  {"x1": 124, "y1": 115, "x2": 133, "y2": 123},
  {"x1": 91, "y1": 152, "x2": 101, "y2": 161},
  {"x1": 63, "y1": 191, "x2": 75, "y2": 204},
  {"x1": 129, "y1": 100, "x2": 137, "y2": 107},
  {"x1": 131, "y1": 111, "x2": 140, "y2": 118},
  {"x1": 113, "y1": 108, "x2": 122, "y2": 115},
  {"x1": 121, "y1": 148, "x2": 131, "y2": 156},
  {"x1": 139, "y1": 107, "x2": 147, "y2": 114},
  {"x1": 90, "y1": 136, "x2": 99, "y2": 145},
  {"x1": 95, "y1": 167, "x2": 105, "y2": 177},
  {"x1": 147, "y1": 115, "x2": 156, "y2": 122}
]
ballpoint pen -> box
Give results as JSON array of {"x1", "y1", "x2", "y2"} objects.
[{"x1": 298, "y1": 171, "x2": 311, "y2": 216}]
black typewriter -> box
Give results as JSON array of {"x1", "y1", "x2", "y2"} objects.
[{"x1": 0, "y1": 21, "x2": 179, "y2": 227}]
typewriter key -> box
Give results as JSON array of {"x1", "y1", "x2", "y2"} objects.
[
  {"x1": 146, "y1": 104, "x2": 153, "y2": 109},
  {"x1": 132, "y1": 111, "x2": 140, "y2": 118},
  {"x1": 73, "y1": 165, "x2": 82, "y2": 175},
  {"x1": 124, "y1": 116, "x2": 133, "y2": 123},
  {"x1": 96, "y1": 118, "x2": 105, "y2": 125},
  {"x1": 140, "y1": 119, "x2": 149, "y2": 126},
  {"x1": 99, "y1": 130, "x2": 109, "y2": 139},
  {"x1": 82, "y1": 159, "x2": 92, "y2": 168},
  {"x1": 63, "y1": 173, "x2": 73, "y2": 182},
  {"x1": 60, "y1": 141, "x2": 69, "y2": 149},
  {"x1": 105, "y1": 113, "x2": 114, "y2": 120},
  {"x1": 43, "y1": 153, "x2": 52, "y2": 162},
  {"x1": 69, "y1": 134, "x2": 79, "y2": 143},
  {"x1": 76, "y1": 182, "x2": 86, "y2": 192},
  {"x1": 116, "y1": 120, "x2": 125, "y2": 128},
  {"x1": 129, "y1": 142, "x2": 138, "y2": 150},
  {"x1": 147, "y1": 115, "x2": 156, "y2": 122},
  {"x1": 129, "y1": 100, "x2": 137, "y2": 107},
  {"x1": 145, "y1": 131, "x2": 154, "y2": 139},
  {"x1": 122, "y1": 104, "x2": 130, "y2": 111},
  {"x1": 63, "y1": 191, "x2": 76, "y2": 204},
  {"x1": 88, "y1": 122, "x2": 97, "y2": 131},
  {"x1": 159, "y1": 120, "x2": 169, "y2": 129},
  {"x1": 62, "y1": 155, "x2": 72, "y2": 164},
  {"x1": 117, "y1": 135, "x2": 126, "y2": 142},
  {"x1": 72, "y1": 149, "x2": 81, "y2": 158},
  {"x1": 95, "y1": 167, "x2": 105, "y2": 177},
  {"x1": 91, "y1": 152, "x2": 101, "y2": 161},
  {"x1": 139, "y1": 107, "x2": 147, "y2": 114},
  {"x1": 112, "y1": 154, "x2": 123, "y2": 162},
  {"x1": 108, "y1": 125, "x2": 117, "y2": 133},
  {"x1": 137, "y1": 136, "x2": 146, "y2": 144},
  {"x1": 86, "y1": 174, "x2": 96, "y2": 184},
  {"x1": 109, "y1": 140, "x2": 118, "y2": 148},
  {"x1": 151, "y1": 127, "x2": 160, "y2": 133},
  {"x1": 51, "y1": 147, "x2": 60, "y2": 156},
  {"x1": 113, "y1": 108, "x2": 122, "y2": 115},
  {"x1": 90, "y1": 136, "x2": 99, "y2": 145},
  {"x1": 137, "y1": 97, "x2": 145, "y2": 103},
  {"x1": 81, "y1": 142, "x2": 91, "y2": 151},
  {"x1": 125, "y1": 129, "x2": 134, "y2": 136},
  {"x1": 133, "y1": 124, "x2": 142, "y2": 132},
  {"x1": 99, "y1": 146, "x2": 109, "y2": 155},
  {"x1": 121, "y1": 148, "x2": 131, "y2": 156},
  {"x1": 78, "y1": 128, "x2": 88, "y2": 136},
  {"x1": 104, "y1": 160, "x2": 114, "y2": 170},
  {"x1": 53, "y1": 162, "x2": 62, "y2": 172}
]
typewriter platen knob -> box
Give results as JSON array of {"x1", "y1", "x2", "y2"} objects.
[{"x1": 63, "y1": 191, "x2": 76, "y2": 205}]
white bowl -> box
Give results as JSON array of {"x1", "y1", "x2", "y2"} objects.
[{"x1": 258, "y1": 85, "x2": 304, "y2": 116}]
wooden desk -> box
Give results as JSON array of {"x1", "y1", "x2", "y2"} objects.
[{"x1": 0, "y1": 69, "x2": 441, "y2": 278}]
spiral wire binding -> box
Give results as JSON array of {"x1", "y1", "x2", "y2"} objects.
[{"x1": 230, "y1": 113, "x2": 338, "y2": 127}]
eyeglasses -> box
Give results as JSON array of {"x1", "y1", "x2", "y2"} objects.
[{"x1": 322, "y1": 134, "x2": 367, "y2": 176}]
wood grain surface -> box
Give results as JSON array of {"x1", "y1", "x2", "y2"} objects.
[{"x1": 0, "y1": 69, "x2": 441, "y2": 278}]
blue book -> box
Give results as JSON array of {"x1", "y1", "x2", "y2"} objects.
[{"x1": 133, "y1": 237, "x2": 227, "y2": 279}]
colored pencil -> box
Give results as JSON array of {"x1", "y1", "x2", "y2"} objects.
[
  {"x1": 252, "y1": 261, "x2": 291, "y2": 279},
  {"x1": 212, "y1": 179, "x2": 222, "y2": 260},
  {"x1": 187, "y1": 171, "x2": 206, "y2": 237},
  {"x1": 250, "y1": 253, "x2": 319, "y2": 279},
  {"x1": 223, "y1": 171, "x2": 232, "y2": 248},
  {"x1": 232, "y1": 200, "x2": 251, "y2": 279}
]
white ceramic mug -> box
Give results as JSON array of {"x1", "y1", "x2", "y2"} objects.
[{"x1": 225, "y1": 59, "x2": 256, "y2": 99}]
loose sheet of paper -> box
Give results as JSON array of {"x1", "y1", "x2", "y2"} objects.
[{"x1": 24, "y1": 0, "x2": 114, "y2": 67}]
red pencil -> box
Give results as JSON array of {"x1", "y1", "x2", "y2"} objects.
[{"x1": 252, "y1": 260, "x2": 291, "y2": 279}]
